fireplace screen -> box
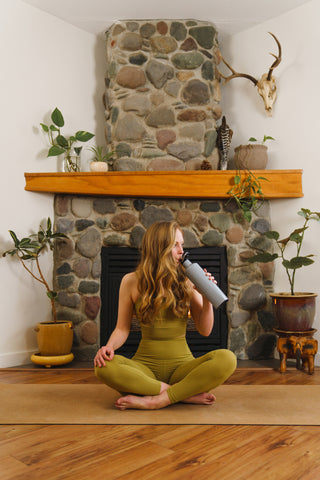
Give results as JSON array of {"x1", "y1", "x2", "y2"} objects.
[{"x1": 100, "y1": 246, "x2": 228, "y2": 357}]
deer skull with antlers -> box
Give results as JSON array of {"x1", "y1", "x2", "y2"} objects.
[{"x1": 218, "y1": 32, "x2": 282, "y2": 116}]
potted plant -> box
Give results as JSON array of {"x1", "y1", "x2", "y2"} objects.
[
  {"x1": 234, "y1": 135, "x2": 275, "y2": 170},
  {"x1": 2, "y1": 218, "x2": 74, "y2": 364},
  {"x1": 247, "y1": 208, "x2": 320, "y2": 331},
  {"x1": 40, "y1": 107, "x2": 95, "y2": 172},
  {"x1": 227, "y1": 168, "x2": 269, "y2": 222},
  {"x1": 89, "y1": 145, "x2": 114, "y2": 172}
]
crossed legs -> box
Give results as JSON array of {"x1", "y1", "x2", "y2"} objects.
[{"x1": 95, "y1": 349, "x2": 236, "y2": 410}]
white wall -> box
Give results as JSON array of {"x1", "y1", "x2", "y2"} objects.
[
  {"x1": 220, "y1": 0, "x2": 320, "y2": 364},
  {"x1": 0, "y1": 0, "x2": 105, "y2": 366}
]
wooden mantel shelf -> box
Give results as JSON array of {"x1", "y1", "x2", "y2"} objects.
[{"x1": 24, "y1": 170, "x2": 303, "y2": 199}]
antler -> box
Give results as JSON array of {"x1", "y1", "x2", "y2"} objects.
[
  {"x1": 218, "y1": 57, "x2": 258, "y2": 86},
  {"x1": 217, "y1": 32, "x2": 282, "y2": 116},
  {"x1": 266, "y1": 32, "x2": 282, "y2": 81}
]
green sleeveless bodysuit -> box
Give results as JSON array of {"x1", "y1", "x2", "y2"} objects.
[
  {"x1": 95, "y1": 299, "x2": 236, "y2": 403},
  {"x1": 132, "y1": 299, "x2": 194, "y2": 384}
]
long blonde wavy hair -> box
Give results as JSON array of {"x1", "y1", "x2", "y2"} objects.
[{"x1": 136, "y1": 221, "x2": 192, "y2": 324}]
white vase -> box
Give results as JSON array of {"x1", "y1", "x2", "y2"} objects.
[{"x1": 90, "y1": 162, "x2": 109, "y2": 172}]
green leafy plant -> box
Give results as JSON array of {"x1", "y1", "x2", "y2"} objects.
[
  {"x1": 40, "y1": 108, "x2": 95, "y2": 171},
  {"x1": 90, "y1": 145, "x2": 114, "y2": 164},
  {"x1": 227, "y1": 169, "x2": 269, "y2": 222},
  {"x1": 2, "y1": 218, "x2": 68, "y2": 322},
  {"x1": 247, "y1": 208, "x2": 320, "y2": 295},
  {"x1": 248, "y1": 135, "x2": 275, "y2": 144}
]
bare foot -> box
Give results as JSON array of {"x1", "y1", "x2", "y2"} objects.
[
  {"x1": 115, "y1": 391, "x2": 171, "y2": 411},
  {"x1": 182, "y1": 392, "x2": 216, "y2": 405}
]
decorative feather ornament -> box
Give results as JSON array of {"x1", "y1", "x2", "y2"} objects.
[{"x1": 216, "y1": 116, "x2": 233, "y2": 170}]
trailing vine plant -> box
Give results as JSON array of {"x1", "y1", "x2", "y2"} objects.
[{"x1": 227, "y1": 169, "x2": 269, "y2": 222}]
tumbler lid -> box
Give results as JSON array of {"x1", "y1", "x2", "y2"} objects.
[{"x1": 180, "y1": 251, "x2": 191, "y2": 266}]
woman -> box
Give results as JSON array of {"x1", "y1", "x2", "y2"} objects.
[{"x1": 94, "y1": 221, "x2": 236, "y2": 410}]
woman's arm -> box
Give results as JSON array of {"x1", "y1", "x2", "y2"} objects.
[
  {"x1": 189, "y1": 272, "x2": 215, "y2": 337},
  {"x1": 94, "y1": 272, "x2": 137, "y2": 367}
]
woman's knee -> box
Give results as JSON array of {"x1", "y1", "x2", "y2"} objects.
[
  {"x1": 95, "y1": 358, "x2": 119, "y2": 382},
  {"x1": 223, "y1": 348, "x2": 237, "y2": 370},
  {"x1": 94, "y1": 367, "x2": 104, "y2": 380},
  {"x1": 215, "y1": 349, "x2": 237, "y2": 375},
  {"x1": 203, "y1": 349, "x2": 236, "y2": 377},
  {"x1": 94, "y1": 364, "x2": 108, "y2": 381}
]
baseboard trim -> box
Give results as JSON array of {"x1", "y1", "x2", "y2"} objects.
[{"x1": 0, "y1": 350, "x2": 35, "y2": 368}]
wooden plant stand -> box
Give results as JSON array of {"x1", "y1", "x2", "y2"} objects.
[{"x1": 274, "y1": 328, "x2": 318, "y2": 375}]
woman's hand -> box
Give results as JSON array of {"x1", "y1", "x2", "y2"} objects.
[
  {"x1": 94, "y1": 345, "x2": 114, "y2": 367},
  {"x1": 192, "y1": 268, "x2": 217, "y2": 295},
  {"x1": 204, "y1": 268, "x2": 217, "y2": 285}
]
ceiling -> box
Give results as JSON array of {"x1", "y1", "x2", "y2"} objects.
[{"x1": 22, "y1": 0, "x2": 311, "y2": 37}]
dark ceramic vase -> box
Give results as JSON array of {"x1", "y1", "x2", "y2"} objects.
[{"x1": 270, "y1": 292, "x2": 317, "y2": 332}]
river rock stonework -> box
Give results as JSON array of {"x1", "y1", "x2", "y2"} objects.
[
  {"x1": 53, "y1": 195, "x2": 277, "y2": 361},
  {"x1": 104, "y1": 19, "x2": 222, "y2": 171}
]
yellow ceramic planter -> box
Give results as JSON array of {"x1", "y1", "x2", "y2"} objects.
[
  {"x1": 35, "y1": 321, "x2": 73, "y2": 356},
  {"x1": 31, "y1": 352, "x2": 74, "y2": 368}
]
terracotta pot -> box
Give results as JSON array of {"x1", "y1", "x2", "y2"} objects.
[
  {"x1": 35, "y1": 321, "x2": 73, "y2": 356},
  {"x1": 90, "y1": 161, "x2": 108, "y2": 172},
  {"x1": 234, "y1": 144, "x2": 268, "y2": 169},
  {"x1": 270, "y1": 292, "x2": 317, "y2": 332}
]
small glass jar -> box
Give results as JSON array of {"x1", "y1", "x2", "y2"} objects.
[{"x1": 63, "y1": 148, "x2": 81, "y2": 172}]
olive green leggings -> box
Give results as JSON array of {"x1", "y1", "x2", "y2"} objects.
[{"x1": 95, "y1": 340, "x2": 236, "y2": 404}]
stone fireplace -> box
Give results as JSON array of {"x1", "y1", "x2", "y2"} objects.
[
  {"x1": 53, "y1": 194, "x2": 277, "y2": 361},
  {"x1": 52, "y1": 18, "x2": 277, "y2": 362}
]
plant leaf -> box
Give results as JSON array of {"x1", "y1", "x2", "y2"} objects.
[
  {"x1": 8, "y1": 230, "x2": 19, "y2": 247},
  {"x1": 51, "y1": 108, "x2": 64, "y2": 128},
  {"x1": 243, "y1": 210, "x2": 252, "y2": 222},
  {"x1": 289, "y1": 232, "x2": 303, "y2": 244},
  {"x1": 56, "y1": 135, "x2": 69, "y2": 149},
  {"x1": 2, "y1": 248, "x2": 18, "y2": 256},
  {"x1": 75, "y1": 131, "x2": 95, "y2": 142},
  {"x1": 21, "y1": 254, "x2": 36, "y2": 260},
  {"x1": 48, "y1": 145, "x2": 66, "y2": 157},
  {"x1": 47, "y1": 291, "x2": 57, "y2": 300},
  {"x1": 247, "y1": 252, "x2": 278, "y2": 263},
  {"x1": 283, "y1": 256, "x2": 315, "y2": 269},
  {"x1": 40, "y1": 123, "x2": 49, "y2": 133},
  {"x1": 263, "y1": 135, "x2": 275, "y2": 142},
  {"x1": 74, "y1": 146, "x2": 82, "y2": 155},
  {"x1": 51, "y1": 232, "x2": 68, "y2": 239},
  {"x1": 234, "y1": 175, "x2": 241, "y2": 185},
  {"x1": 264, "y1": 230, "x2": 279, "y2": 240}
]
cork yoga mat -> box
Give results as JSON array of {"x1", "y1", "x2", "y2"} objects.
[{"x1": 0, "y1": 384, "x2": 319, "y2": 425}]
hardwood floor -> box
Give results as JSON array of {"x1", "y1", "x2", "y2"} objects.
[{"x1": 1, "y1": 363, "x2": 319, "y2": 480}]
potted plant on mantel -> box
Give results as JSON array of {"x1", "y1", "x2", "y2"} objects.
[
  {"x1": 40, "y1": 107, "x2": 95, "y2": 172},
  {"x1": 89, "y1": 145, "x2": 115, "y2": 172},
  {"x1": 2, "y1": 218, "x2": 74, "y2": 366},
  {"x1": 227, "y1": 168, "x2": 269, "y2": 222},
  {"x1": 247, "y1": 208, "x2": 320, "y2": 331},
  {"x1": 234, "y1": 135, "x2": 275, "y2": 170}
]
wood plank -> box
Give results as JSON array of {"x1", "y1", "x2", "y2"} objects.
[{"x1": 24, "y1": 170, "x2": 303, "y2": 199}]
